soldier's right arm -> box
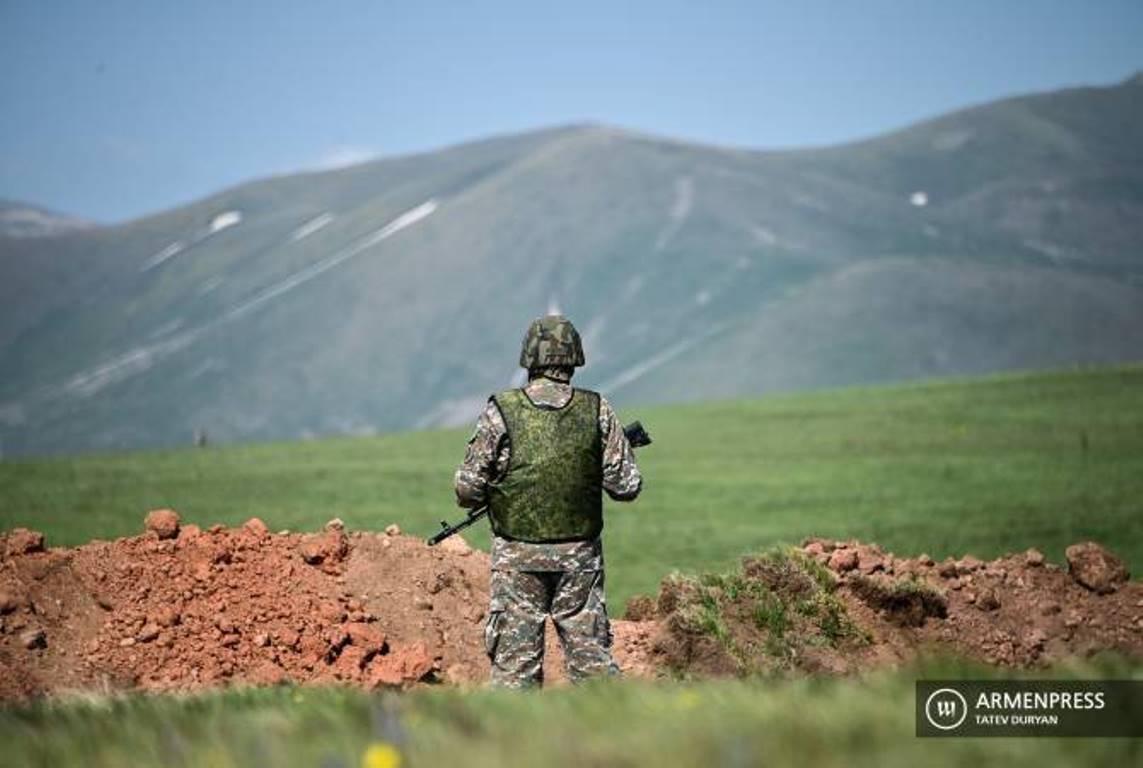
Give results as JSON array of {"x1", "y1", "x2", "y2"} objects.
[
  {"x1": 599, "y1": 396, "x2": 642, "y2": 502},
  {"x1": 453, "y1": 400, "x2": 508, "y2": 508}
]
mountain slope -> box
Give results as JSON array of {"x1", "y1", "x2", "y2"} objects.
[
  {"x1": 1, "y1": 76, "x2": 1142, "y2": 456},
  {"x1": 0, "y1": 200, "x2": 93, "y2": 239}
]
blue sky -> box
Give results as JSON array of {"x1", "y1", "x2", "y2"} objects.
[{"x1": 2, "y1": 0, "x2": 1141, "y2": 223}]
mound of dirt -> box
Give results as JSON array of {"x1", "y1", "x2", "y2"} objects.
[
  {"x1": 2, "y1": 519, "x2": 1141, "y2": 700},
  {"x1": 625, "y1": 539, "x2": 1142, "y2": 675},
  {"x1": 0, "y1": 516, "x2": 483, "y2": 700}
]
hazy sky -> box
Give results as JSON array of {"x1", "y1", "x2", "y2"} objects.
[{"x1": 2, "y1": 0, "x2": 1141, "y2": 223}]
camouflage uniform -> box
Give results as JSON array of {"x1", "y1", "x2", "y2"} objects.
[{"x1": 455, "y1": 371, "x2": 642, "y2": 688}]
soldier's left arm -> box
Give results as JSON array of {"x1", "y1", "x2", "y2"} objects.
[
  {"x1": 453, "y1": 400, "x2": 509, "y2": 508},
  {"x1": 599, "y1": 395, "x2": 642, "y2": 501}
]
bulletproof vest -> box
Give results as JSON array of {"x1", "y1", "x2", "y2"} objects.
[{"x1": 487, "y1": 388, "x2": 603, "y2": 543}]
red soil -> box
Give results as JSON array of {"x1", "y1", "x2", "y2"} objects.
[{"x1": 1, "y1": 515, "x2": 1139, "y2": 701}]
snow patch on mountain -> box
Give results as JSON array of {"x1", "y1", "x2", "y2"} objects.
[
  {"x1": 291, "y1": 213, "x2": 335, "y2": 242},
  {"x1": 598, "y1": 337, "x2": 697, "y2": 393},
  {"x1": 654, "y1": 176, "x2": 694, "y2": 251},
  {"x1": 141, "y1": 242, "x2": 186, "y2": 272},
  {"x1": 224, "y1": 199, "x2": 438, "y2": 321},
  {"x1": 209, "y1": 211, "x2": 243, "y2": 233},
  {"x1": 51, "y1": 200, "x2": 439, "y2": 399}
]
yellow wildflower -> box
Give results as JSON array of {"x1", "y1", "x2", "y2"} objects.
[{"x1": 362, "y1": 742, "x2": 402, "y2": 768}]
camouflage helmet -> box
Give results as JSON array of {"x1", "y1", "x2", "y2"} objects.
[{"x1": 519, "y1": 315, "x2": 585, "y2": 369}]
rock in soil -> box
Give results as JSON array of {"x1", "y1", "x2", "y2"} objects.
[
  {"x1": 828, "y1": 548, "x2": 858, "y2": 572},
  {"x1": 20, "y1": 628, "x2": 46, "y2": 650},
  {"x1": 4, "y1": 528, "x2": 45, "y2": 557},
  {"x1": 298, "y1": 529, "x2": 349, "y2": 566},
  {"x1": 144, "y1": 509, "x2": 180, "y2": 540},
  {"x1": 242, "y1": 518, "x2": 270, "y2": 537},
  {"x1": 1066, "y1": 541, "x2": 1129, "y2": 594}
]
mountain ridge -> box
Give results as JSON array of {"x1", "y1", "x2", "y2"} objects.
[
  {"x1": 11, "y1": 70, "x2": 1142, "y2": 230},
  {"x1": 0, "y1": 200, "x2": 93, "y2": 239},
  {"x1": 1, "y1": 74, "x2": 1141, "y2": 457}
]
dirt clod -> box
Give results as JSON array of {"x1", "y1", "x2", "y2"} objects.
[
  {"x1": 4, "y1": 528, "x2": 45, "y2": 557},
  {"x1": 144, "y1": 509, "x2": 180, "y2": 540},
  {"x1": 624, "y1": 595, "x2": 658, "y2": 622},
  {"x1": 152, "y1": 607, "x2": 180, "y2": 627},
  {"x1": 366, "y1": 642, "x2": 434, "y2": 688},
  {"x1": 956, "y1": 556, "x2": 983, "y2": 575},
  {"x1": 858, "y1": 548, "x2": 887, "y2": 574},
  {"x1": 20, "y1": 628, "x2": 46, "y2": 650},
  {"x1": 345, "y1": 622, "x2": 386, "y2": 654},
  {"x1": 177, "y1": 523, "x2": 201, "y2": 542},
  {"x1": 976, "y1": 588, "x2": 1001, "y2": 612},
  {"x1": 242, "y1": 518, "x2": 270, "y2": 537},
  {"x1": 249, "y1": 660, "x2": 287, "y2": 686},
  {"x1": 0, "y1": 589, "x2": 24, "y2": 614},
  {"x1": 1066, "y1": 541, "x2": 1129, "y2": 594},
  {"x1": 828, "y1": 548, "x2": 858, "y2": 573},
  {"x1": 136, "y1": 624, "x2": 160, "y2": 643},
  {"x1": 298, "y1": 529, "x2": 349, "y2": 567},
  {"x1": 436, "y1": 535, "x2": 472, "y2": 556}
]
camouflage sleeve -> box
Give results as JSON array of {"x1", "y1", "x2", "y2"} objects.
[
  {"x1": 599, "y1": 395, "x2": 642, "y2": 501},
  {"x1": 454, "y1": 400, "x2": 508, "y2": 508}
]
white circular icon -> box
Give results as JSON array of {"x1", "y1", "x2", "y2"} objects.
[{"x1": 924, "y1": 687, "x2": 968, "y2": 731}]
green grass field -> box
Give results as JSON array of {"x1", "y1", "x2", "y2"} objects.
[
  {"x1": 3, "y1": 366, "x2": 1142, "y2": 767},
  {"x1": 2, "y1": 365, "x2": 1141, "y2": 611},
  {"x1": 3, "y1": 658, "x2": 1140, "y2": 768}
]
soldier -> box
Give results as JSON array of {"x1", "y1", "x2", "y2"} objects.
[{"x1": 454, "y1": 315, "x2": 643, "y2": 688}]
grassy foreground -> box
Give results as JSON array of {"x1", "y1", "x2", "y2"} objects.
[
  {"x1": 2, "y1": 365, "x2": 1142, "y2": 611},
  {"x1": 3, "y1": 659, "x2": 1140, "y2": 768}
]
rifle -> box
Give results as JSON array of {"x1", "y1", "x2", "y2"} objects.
[{"x1": 427, "y1": 420, "x2": 652, "y2": 546}]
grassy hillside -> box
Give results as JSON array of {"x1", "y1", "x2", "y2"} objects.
[
  {"x1": 2, "y1": 366, "x2": 1140, "y2": 612},
  {"x1": 2, "y1": 75, "x2": 1142, "y2": 456}
]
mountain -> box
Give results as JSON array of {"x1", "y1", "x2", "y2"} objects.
[
  {"x1": 1, "y1": 75, "x2": 1142, "y2": 457},
  {"x1": 0, "y1": 200, "x2": 93, "y2": 239}
]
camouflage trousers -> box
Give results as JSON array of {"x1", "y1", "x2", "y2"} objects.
[{"x1": 485, "y1": 568, "x2": 618, "y2": 688}]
